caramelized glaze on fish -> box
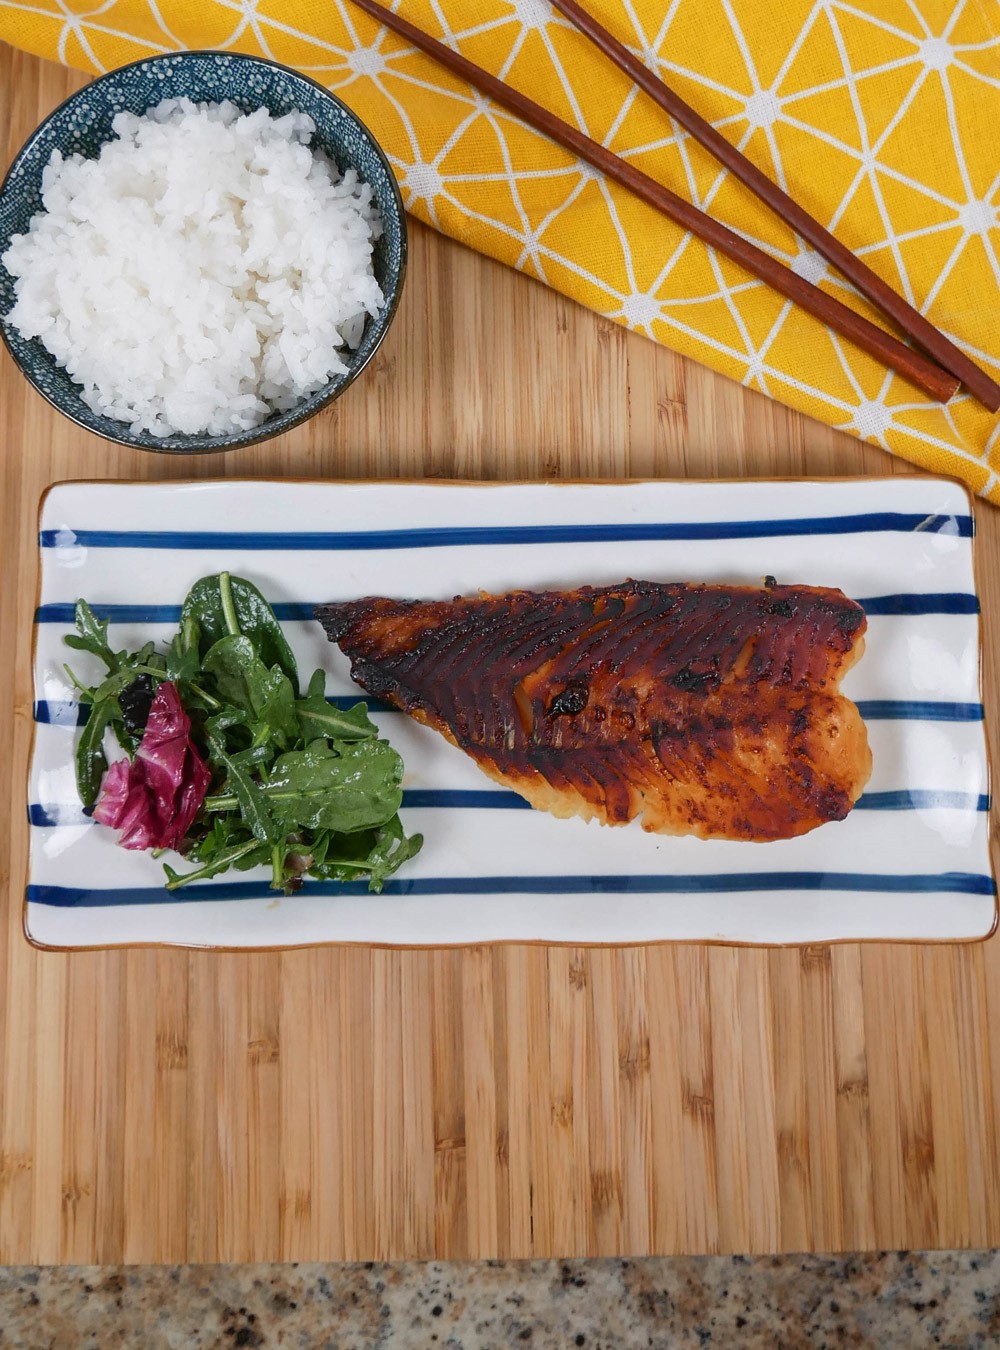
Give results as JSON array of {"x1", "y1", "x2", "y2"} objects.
[{"x1": 315, "y1": 581, "x2": 872, "y2": 841}]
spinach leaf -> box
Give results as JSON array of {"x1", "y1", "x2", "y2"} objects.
[
  {"x1": 263, "y1": 741, "x2": 404, "y2": 835},
  {"x1": 251, "y1": 666, "x2": 299, "y2": 748},
  {"x1": 202, "y1": 635, "x2": 262, "y2": 710},
  {"x1": 181, "y1": 572, "x2": 298, "y2": 689},
  {"x1": 203, "y1": 635, "x2": 299, "y2": 748}
]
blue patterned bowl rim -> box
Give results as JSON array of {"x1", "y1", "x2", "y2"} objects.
[{"x1": 0, "y1": 49, "x2": 408, "y2": 454}]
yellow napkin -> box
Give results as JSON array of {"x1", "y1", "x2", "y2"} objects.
[{"x1": 3, "y1": 0, "x2": 999, "y2": 498}]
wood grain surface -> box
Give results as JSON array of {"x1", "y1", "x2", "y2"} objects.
[{"x1": 2, "y1": 44, "x2": 999, "y2": 1264}]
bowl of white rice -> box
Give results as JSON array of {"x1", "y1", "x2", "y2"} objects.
[{"x1": 0, "y1": 51, "x2": 406, "y2": 452}]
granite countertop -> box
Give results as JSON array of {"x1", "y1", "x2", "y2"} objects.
[{"x1": 1, "y1": 1251, "x2": 998, "y2": 1348}]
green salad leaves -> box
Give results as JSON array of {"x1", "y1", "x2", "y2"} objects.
[{"x1": 65, "y1": 572, "x2": 422, "y2": 893}]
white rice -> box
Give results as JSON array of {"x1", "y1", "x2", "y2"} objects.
[{"x1": 2, "y1": 98, "x2": 385, "y2": 437}]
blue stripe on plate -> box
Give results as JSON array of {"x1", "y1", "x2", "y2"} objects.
[
  {"x1": 32, "y1": 696, "x2": 379, "y2": 725},
  {"x1": 34, "y1": 700, "x2": 89, "y2": 726},
  {"x1": 858, "y1": 593, "x2": 979, "y2": 616},
  {"x1": 401, "y1": 789, "x2": 529, "y2": 810},
  {"x1": 37, "y1": 513, "x2": 974, "y2": 551},
  {"x1": 29, "y1": 804, "x2": 93, "y2": 826},
  {"x1": 853, "y1": 700, "x2": 984, "y2": 721},
  {"x1": 25, "y1": 871, "x2": 997, "y2": 907},
  {"x1": 32, "y1": 697, "x2": 987, "y2": 725},
  {"x1": 33, "y1": 593, "x2": 979, "y2": 625},
  {"x1": 852, "y1": 790, "x2": 990, "y2": 811},
  {"x1": 27, "y1": 788, "x2": 990, "y2": 828}
]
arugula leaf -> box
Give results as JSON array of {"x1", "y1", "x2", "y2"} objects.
[
  {"x1": 297, "y1": 670, "x2": 377, "y2": 743},
  {"x1": 164, "y1": 837, "x2": 267, "y2": 890},
  {"x1": 88, "y1": 665, "x2": 149, "y2": 706},
  {"x1": 130, "y1": 640, "x2": 164, "y2": 672},
  {"x1": 68, "y1": 671, "x2": 150, "y2": 767},
  {"x1": 65, "y1": 604, "x2": 166, "y2": 689},
  {"x1": 229, "y1": 746, "x2": 274, "y2": 770},
  {"x1": 204, "y1": 704, "x2": 251, "y2": 738},
  {"x1": 206, "y1": 732, "x2": 280, "y2": 844},
  {"x1": 187, "y1": 813, "x2": 234, "y2": 859},
  {"x1": 63, "y1": 600, "x2": 119, "y2": 670},
  {"x1": 181, "y1": 572, "x2": 298, "y2": 689},
  {"x1": 311, "y1": 816, "x2": 423, "y2": 892},
  {"x1": 166, "y1": 613, "x2": 201, "y2": 683},
  {"x1": 75, "y1": 696, "x2": 117, "y2": 807},
  {"x1": 367, "y1": 817, "x2": 424, "y2": 891}
]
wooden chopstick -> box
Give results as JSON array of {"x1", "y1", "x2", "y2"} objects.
[
  {"x1": 551, "y1": 0, "x2": 1000, "y2": 413},
  {"x1": 349, "y1": 0, "x2": 961, "y2": 405}
]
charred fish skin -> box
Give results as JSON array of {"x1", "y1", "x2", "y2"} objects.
[{"x1": 315, "y1": 581, "x2": 872, "y2": 842}]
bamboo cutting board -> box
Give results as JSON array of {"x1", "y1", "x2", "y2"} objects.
[{"x1": 2, "y1": 46, "x2": 999, "y2": 1264}]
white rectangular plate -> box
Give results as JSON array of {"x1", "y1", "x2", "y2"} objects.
[{"x1": 27, "y1": 477, "x2": 996, "y2": 949}]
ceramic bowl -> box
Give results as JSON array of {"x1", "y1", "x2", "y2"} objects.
[{"x1": 0, "y1": 50, "x2": 406, "y2": 454}]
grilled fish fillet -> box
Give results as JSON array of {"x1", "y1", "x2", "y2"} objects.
[{"x1": 315, "y1": 581, "x2": 872, "y2": 841}]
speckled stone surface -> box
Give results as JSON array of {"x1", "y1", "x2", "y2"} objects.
[{"x1": 1, "y1": 1252, "x2": 998, "y2": 1348}]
